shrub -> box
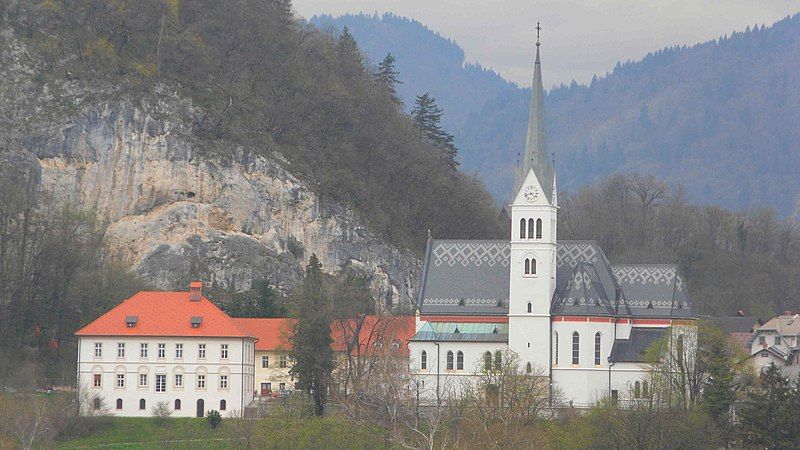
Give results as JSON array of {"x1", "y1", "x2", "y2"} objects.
[
  {"x1": 206, "y1": 409, "x2": 222, "y2": 429},
  {"x1": 151, "y1": 401, "x2": 172, "y2": 426}
]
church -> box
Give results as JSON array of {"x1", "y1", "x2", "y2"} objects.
[{"x1": 408, "y1": 34, "x2": 696, "y2": 407}]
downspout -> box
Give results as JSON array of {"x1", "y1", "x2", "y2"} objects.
[
  {"x1": 548, "y1": 309, "x2": 553, "y2": 406},
  {"x1": 241, "y1": 338, "x2": 245, "y2": 413},
  {"x1": 609, "y1": 319, "x2": 617, "y2": 396},
  {"x1": 76, "y1": 337, "x2": 81, "y2": 414}
]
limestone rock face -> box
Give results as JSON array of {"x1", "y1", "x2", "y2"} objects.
[{"x1": 30, "y1": 103, "x2": 420, "y2": 305}]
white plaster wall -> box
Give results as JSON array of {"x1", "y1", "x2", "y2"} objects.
[{"x1": 78, "y1": 336, "x2": 255, "y2": 417}]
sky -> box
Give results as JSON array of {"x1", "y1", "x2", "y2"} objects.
[{"x1": 292, "y1": 0, "x2": 799, "y2": 87}]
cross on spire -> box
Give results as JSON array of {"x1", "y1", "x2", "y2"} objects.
[{"x1": 535, "y1": 22, "x2": 541, "y2": 47}]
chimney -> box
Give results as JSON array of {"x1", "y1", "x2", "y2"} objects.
[
  {"x1": 189, "y1": 281, "x2": 203, "y2": 302},
  {"x1": 737, "y1": 309, "x2": 744, "y2": 317},
  {"x1": 784, "y1": 310, "x2": 792, "y2": 316}
]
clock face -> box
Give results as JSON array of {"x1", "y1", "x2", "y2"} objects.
[{"x1": 523, "y1": 185, "x2": 540, "y2": 202}]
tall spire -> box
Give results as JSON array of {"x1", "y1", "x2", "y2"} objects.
[{"x1": 513, "y1": 21, "x2": 554, "y2": 203}]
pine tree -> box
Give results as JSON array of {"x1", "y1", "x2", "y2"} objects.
[
  {"x1": 738, "y1": 363, "x2": 800, "y2": 447},
  {"x1": 376, "y1": 52, "x2": 402, "y2": 103},
  {"x1": 411, "y1": 92, "x2": 459, "y2": 170},
  {"x1": 289, "y1": 254, "x2": 335, "y2": 416}
]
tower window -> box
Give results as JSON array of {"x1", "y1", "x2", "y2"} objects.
[
  {"x1": 421, "y1": 351, "x2": 427, "y2": 370},
  {"x1": 531, "y1": 259, "x2": 536, "y2": 274},
  {"x1": 484, "y1": 351, "x2": 492, "y2": 371},
  {"x1": 554, "y1": 332, "x2": 559, "y2": 365},
  {"x1": 527, "y1": 218, "x2": 535, "y2": 239},
  {"x1": 520, "y1": 218, "x2": 526, "y2": 239},
  {"x1": 524, "y1": 258, "x2": 530, "y2": 274},
  {"x1": 494, "y1": 351, "x2": 502, "y2": 370},
  {"x1": 527, "y1": 302, "x2": 532, "y2": 313},
  {"x1": 572, "y1": 332, "x2": 580, "y2": 365},
  {"x1": 536, "y1": 218, "x2": 543, "y2": 239},
  {"x1": 594, "y1": 332, "x2": 602, "y2": 366}
]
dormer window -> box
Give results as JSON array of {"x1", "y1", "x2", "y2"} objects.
[
  {"x1": 458, "y1": 298, "x2": 465, "y2": 307},
  {"x1": 453, "y1": 327, "x2": 460, "y2": 334},
  {"x1": 125, "y1": 316, "x2": 138, "y2": 327},
  {"x1": 190, "y1": 316, "x2": 203, "y2": 328}
]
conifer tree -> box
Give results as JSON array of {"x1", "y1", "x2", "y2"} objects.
[
  {"x1": 289, "y1": 254, "x2": 335, "y2": 416},
  {"x1": 411, "y1": 92, "x2": 459, "y2": 170},
  {"x1": 376, "y1": 52, "x2": 402, "y2": 103},
  {"x1": 738, "y1": 363, "x2": 800, "y2": 447}
]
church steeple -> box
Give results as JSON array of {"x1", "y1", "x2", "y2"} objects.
[{"x1": 513, "y1": 22, "x2": 554, "y2": 203}]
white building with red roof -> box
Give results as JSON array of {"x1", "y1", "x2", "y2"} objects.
[{"x1": 75, "y1": 282, "x2": 256, "y2": 417}]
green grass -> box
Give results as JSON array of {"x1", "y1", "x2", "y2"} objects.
[{"x1": 57, "y1": 416, "x2": 385, "y2": 449}]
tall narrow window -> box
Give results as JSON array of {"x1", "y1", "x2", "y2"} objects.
[
  {"x1": 198, "y1": 344, "x2": 206, "y2": 359},
  {"x1": 279, "y1": 354, "x2": 288, "y2": 368},
  {"x1": 221, "y1": 344, "x2": 228, "y2": 360},
  {"x1": 220, "y1": 400, "x2": 227, "y2": 411},
  {"x1": 93, "y1": 374, "x2": 102, "y2": 388},
  {"x1": 116, "y1": 399, "x2": 122, "y2": 410},
  {"x1": 94, "y1": 343, "x2": 102, "y2": 358},
  {"x1": 527, "y1": 302, "x2": 532, "y2": 313},
  {"x1": 572, "y1": 332, "x2": 580, "y2": 365},
  {"x1": 175, "y1": 399, "x2": 181, "y2": 410},
  {"x1": 421, "y1": 351, "x2": 427, "y2": 370},
  {"x1": 175, "y1": 373, "x2": 183, "y2": 387},
  {"x1": 594, "y1": 332, "x2": 602, "y2": 366},
  {"x1": 456, "y1": 351, "x2": 464, "y2": 370},
  {"x1": 175, "y1": 343, "x2": 183, "y2": 359},
  {"x1": 139, "y1": 399, "x2": 146, "y2": 410},
  {"x1": 157, "y1": 343, "x2": 166, "y2": 359},
  {"x1": 494, "y1": 351, "x2": 502, "y2": 370},
  {"x1": 262, "y1": 355, "x2": 269, "y2": 368},
  {"x1": 446, "y1": 351, "x2": 454, "y2": 370},
  {"x1": 117, "y1": 343, "x2": 125, "y2": 358},
  {"x1": 140, "y1": 343, "x2": 148, "y2": 358},
  {"x1": 677, "y1": 335, "x2": 684, "y2": 363},
  {"x1": 536, "y1": 218, "x2": 543, "y2": 239},
  {"x1": 484, "y1": 351, "x2": 492, "y2": 370},
  {"x1": 524, "y1": 258, "x2": 530, "y2": 274},
  {"x1": 526, "y1": 362, "x2": 532, "y2": 373},
  {"x1": 531, "y1": 258, "x2": 537, "y2": 274},
  {"x1": 527, "y1": 218, "x2": 535, "y2": 239},
  {"x1": 634, "y1": 381, "x2": 641, "y2": 398},
  {"x1": 554, "y1": 332, "x2": 559, "y2": 365},
  {"x1": 520, "y1": 218, "x2": 526, "y2": 239},
  {"x1": 642, "y1": 380, "x2": 649, "y2": 398}
]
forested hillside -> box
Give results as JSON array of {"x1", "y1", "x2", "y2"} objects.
[{"x1": 314, "y1": 13, "x2": 800, "y2": 216}]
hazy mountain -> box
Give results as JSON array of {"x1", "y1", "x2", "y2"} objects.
[{"x1": 311, "y1": 12, "x2": 800, "y2": 216}]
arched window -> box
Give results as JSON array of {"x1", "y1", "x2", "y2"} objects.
[
  {"x1": 446, "y1": 351, "x2": 454, "y2": 370},
  {"x1": 139, "y1": 398, "x2": 146, "y2": 410},
  {"x1": 553, "y1": 332, "x2": 559, "y2": 365},
  {"x1": 421, "y1": 350, "x2": 427, "y2": 370},
  {"x1": 594, "y1": 332, "x2": 602, "y2": 366},
  {"x1": 175, "y1": 399, "x2": 181, "y2": 410},
  {"x1": 536, "y1": 218, "x2": 543, "y2": 239},
  {"x1": 93, "y1": 397, "x2": 101, "y2": 410},
  {"x1": 484, "y1": 351, "x2": 492, "y2": 371},
  {"x1": 526, "y1": 362, "x2": 532, "y2": 374},
  {"x1": 572, "y1": 332, "x2": 580, "y2": 365},
  {"x1": 116, "y1": 398, "x2": 122, "y2": 410},
  {"x1": 220, "y1": 400, "x2": 227, "y2": 411},
  {"x1": 634, "y1": 381, "x2": 641, "y2": 398},
  {"x1": 524, "y1": 258, "x2": 530, "y2": 274},
  {"x1": 531, "y1": 258, "x2": 536, "y2": 274},
  {"x1": 527, "y1": 302, "x2": 532, "y2": 313},
  {"x1": 677, "y1": 335, "x2": 685, "y2": 362},
  {"x1": 520, "y1": 219, "x2": 526, "y2": 239},
  {"x1": 528, "y1": 218, "x2": 535, "y2": 239},
  {"x1": 456, "y1": 351, "x2": 464, "y2": 370},
  {"x1": 642, "y1": 381, "x2": 649, "y2": 398},
  {"x1": 494, "y1": 351, "x2": 502, "y2": 370}
]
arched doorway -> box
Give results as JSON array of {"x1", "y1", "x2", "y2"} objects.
[{"x1": 196, "y1": 399, "x2": 204, "y2": 418}]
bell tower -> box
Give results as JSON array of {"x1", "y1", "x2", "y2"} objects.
[{"x1": 508, "y1": 23, "x2": 557, "y2": 375}]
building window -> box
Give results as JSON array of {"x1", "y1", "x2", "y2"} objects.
[
  {"x1": 527, "y1": 218, "x2": 535, "y2": 239},
  {"x1": 197, "y1": 374, "x2": 206, "y2": 388},
  {"x1": 221, "y1": 344, "x2": 228, "y2": 360},
  {"x1": 611, "y1": 390, "x2": 619, "y2": 404},
  {"x1": 643, "y1": 380, "x2": 649, "y2": 398},
  {"x1": 634, "y1": 381, "x2": 641, "y2": 398},
  {"x1": 531, "y1": 258, "x2": 536, "y2": 274},
  {"x1": 446, "y1": 351, "x2": 454, "y2": 370},
  {"x1": 93, "y1": 373, "x2": 102, "y2": 388},
  {"x1": 520, "y1": 218, "x2": 526, "y2": 239},
  {"x1": 93, "y1": 397, "x2": 101, "y2": 410},
  {"x1": 761, "y1": 351, "x2": 768, "y2": 358},
  {"x1": 536, "y1": 218, "x2": 542, "y2": 239},
  {"x1": 279, "y1": 382, "x2": 286, "y2": 391},
  {"x1": 220, "y1": 400, "x2": 227, "y2": 411},
  {"x1": 526, "y1": 362, "x2": 532, "y2": 373},
  {"x1": 524, "y1": 258, "x2": 530, "y2": 274},
  {"x1": 484, "y1": 351, "x2": 492, "y2": 371},
  {"x1": 279, "y1": 354, "x2": 288, "y2": 368},
  {"x1": 262, "y1": 355, "x2": 269, "y2": 368},
  {"x1": 774, "y1": 336, "x2": 781, "y2": 345},
  {"x1": 157, "y1": 343, "x2": 166, "y2": 359},
  {"x1": 594, "y1": 332, "x2": 602, "y2": 366},
  {"x1": 116, "y1": 399, "x2": 122, "y2": 410},
  {"x1": 572, "y1": 332, "x2": 580, "y2": 365},
  {"x1": 456, "y1": 351, "x2": 464, "y2": 370},
  {"x1": 220, "y1": 375, "x2": 228, "y2": 390},
  {"x1": 140, "y1": 343, "x2": 148, "y2": 359},
  {"x1": 494, "y1": 351, "x2": 502, "y2": 370},
  {"x1": 139, "y1": 399, "x2": 146, "y2": 410},
  {"x1": 198, "y1": 344, "x2": 206, "y2": 359},
  {"x1": 676, "y1": 335, "x2": 684, "y2": 362},
  {"x1": 139, "y1": 373, "x2": 148, "y2": 387},
  {"x1": 758, "y1": 336, "x2": 766, "y2": 345},
  {"x1": 156, "y1": 374, "x2": 166, "y2": 393},
  {"x1": 527, "y1": 302, "x2": 532, "y2": 313},
  {"x1": 117, "y1": 343, "x2": 125, "y2": 358},
  {"x1": 420, "y1": 351, "x2": 427, "y2": 370},
  {"x1": 94, "y1": 343, "x2": 102, "y2": 358},
  {"x1": 175, "y1": 343, "x2": 183, "y2": 359},
  {"x1": 554, "y1": 332, "x2": 559, "y2": 365},
  {"x1": 175, "y1": 399, "x2": 181, "y2": 410},
  {"x1": 175, "y1": 373, "x2": 183, "y2": 388},
  {"x1": 116, "y1": 374, "x2": 125, "y2": 388}
]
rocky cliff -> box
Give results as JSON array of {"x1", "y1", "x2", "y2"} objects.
[{"x1": 0, "y1": 31, "x2": 420, "y2": 307}]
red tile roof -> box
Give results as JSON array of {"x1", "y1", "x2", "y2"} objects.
[
  {"x1": 75, "y1": 291, "x2": 252, "y2": 338},
  {"x1": 233, "y1": 315, "x2": 416, "y2": 356}
]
